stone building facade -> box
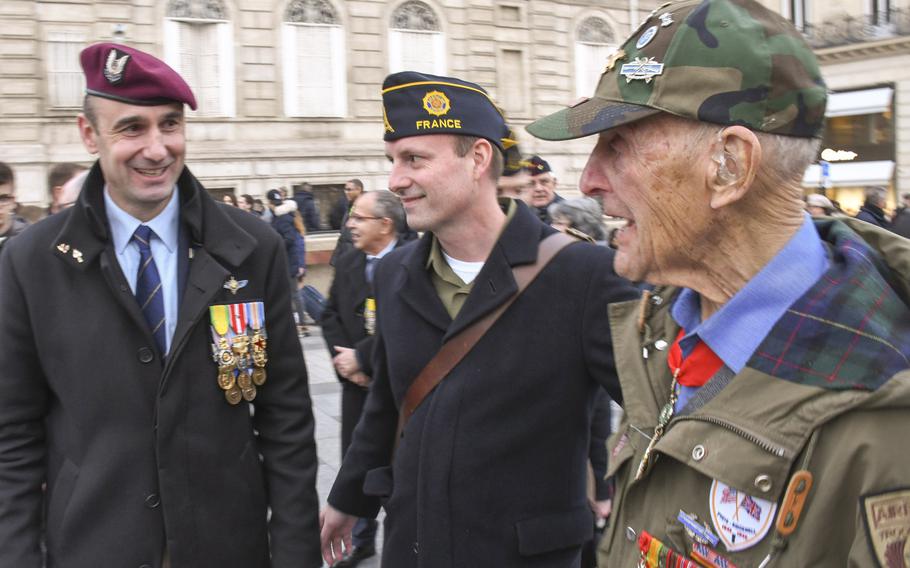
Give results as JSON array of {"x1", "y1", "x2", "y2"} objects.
[
  {"x1": 1, "y1": 0, "x2": 907, "y2": 220},
  {"x1": 0, "y1": 0, "x2": 658, "y2": 218}
]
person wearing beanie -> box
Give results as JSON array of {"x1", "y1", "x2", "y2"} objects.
[
  {"x1": 0, "y1": 43, "x2": 321, "y2": 568},
  {"x1": 528, "y1": 1, "x2": 910, "y2": 566}
]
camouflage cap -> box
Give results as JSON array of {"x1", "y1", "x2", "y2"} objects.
[{"x1": 527, "y1": 0, "x2": 827, "y2": 141}]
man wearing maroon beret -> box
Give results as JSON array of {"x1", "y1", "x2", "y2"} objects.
[{"x1": 0, "y1": 43, "x2": 321, "y2": 568}]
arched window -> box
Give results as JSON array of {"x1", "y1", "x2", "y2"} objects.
[
  {"x1": 163, "y1": 0, "x2": 235, "y2": 117},
  {"x1": 389, "y1": 1, "x2": 445, "y2": 74},
  {"x1": 282, "y1": 0, "x2": 347, "y2": 117},
  {"x1": 574, "y1": 16, "x2": 617, "y2": 98}
]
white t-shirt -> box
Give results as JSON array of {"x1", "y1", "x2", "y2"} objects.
[{"x1": 442, "y1": 251, "x2": 484, "y2": 284}]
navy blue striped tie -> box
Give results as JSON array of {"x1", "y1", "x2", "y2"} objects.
[{"x1": 133, "y1": 225, "x2": 167, "y2": 356}]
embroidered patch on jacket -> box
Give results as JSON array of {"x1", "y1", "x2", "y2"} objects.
[
  {"x1": 861, "y1": 488, "x2": 910, "y2": 568},
  {"x1": 709, "y1": 480, "x2": 776, "y2": 552}
]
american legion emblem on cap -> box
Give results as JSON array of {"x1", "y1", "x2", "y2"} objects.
[{"x1": 381, "y1": 71, "x2": 516, "y2": 152}]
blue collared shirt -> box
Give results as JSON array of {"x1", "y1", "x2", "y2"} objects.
[
  {"x1": 671, "y1": 213, "x2": 830, "y2": 410},
  {"x1": 365, "y1": 238, "x2": 398, "y2": 283},
  {"x1": 104, "y1": 188, "x2": 180, "y2": 354}
]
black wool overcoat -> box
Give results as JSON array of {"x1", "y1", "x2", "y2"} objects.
[
  {"x1": 328, "y1": 201, "x2": 638, "y2": 567},
  {"x1": 0, "y1": 164, "x2": 321, "y2": 568}
]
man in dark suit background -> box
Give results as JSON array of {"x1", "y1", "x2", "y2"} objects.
[
  {"x1": 329, "y1": 178, "x2": 365, "y2": 266},
  {"x1": 321, "y1": 190, "x2": 408, "y2": 566},
  {"x1": 0, "y1": 43, "x2": 321, "y2": 567},
  {"x1": 319, "y1": 71, "x2": 637, "y2": 567}
]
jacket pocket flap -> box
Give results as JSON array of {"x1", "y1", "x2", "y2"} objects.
[
  {"x1": 362, "y1": 466, "x2": 393, "y2": 498},
  {"x1": 515, "y1": 506, "x2": 594, "y2": 556}
]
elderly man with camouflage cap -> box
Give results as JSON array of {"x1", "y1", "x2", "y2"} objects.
[{"x1": 530, "y1": 0, "x2": 910, "y2": 566}]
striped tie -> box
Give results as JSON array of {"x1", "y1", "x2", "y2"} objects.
[{"x1": 133, "y1": 225, "x2": 166, "y2": 356}]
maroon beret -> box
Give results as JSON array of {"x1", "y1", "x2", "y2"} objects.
[{"x1": 80, "y1": 43, "x2": 197, "y2": 110}]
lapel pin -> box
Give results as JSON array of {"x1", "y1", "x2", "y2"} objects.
[
  {"x1": 224, "y1": 276, "x2": 249, "y2": 295},
  {"x1": 620, "y1": 57, "x2": 664, "y2": 83},
  {"x1": 57, "y1": 243, "x2": 71, "y2": 254},
  {"x1": 604, "y1": 49, "x2": 627, "y2": 73}
]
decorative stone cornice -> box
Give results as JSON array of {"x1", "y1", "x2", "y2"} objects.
[{"x1": 815, "y1": 36, "x2": 910, "y2": 64}]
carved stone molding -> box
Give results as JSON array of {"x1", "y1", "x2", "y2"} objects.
[
  {"x1": 578, "y1": 17, "x2": 615, "y2": 44},
  {"x1": 167, "y1": 0, "x2": 227, "y2": 20},
  {"x1": 285, "y1": 0, "x2": 339, "y2": 25},
  {"x1": 391, "y1": 1, "x2": 440, "y2": 31}
]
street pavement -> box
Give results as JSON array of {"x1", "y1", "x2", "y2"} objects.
[{"x1": 303, "y1": 325, "x2": 383, "y2": 567}]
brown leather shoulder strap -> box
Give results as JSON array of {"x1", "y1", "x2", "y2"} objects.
[{"x1": 394, "y1": 232, "x2": 577, "y2": 443}]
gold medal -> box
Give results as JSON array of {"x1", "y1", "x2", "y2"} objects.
[
  {"x1": 218, "y1": 370, "x2": 236, "y2": 390},
  {"x1": 218, "y1": 349, "x2": 236, "y2": 369},
  {"x1": 237, "y1": 369, "x2": 252, "y2": 390},
  {"x1": 252, "y1": 351, "x2": 267, "y2": 368},
  {"x1": 251, "y1": 367, "x2": 267, "y2": 386},
  {"x1": 241, "y1": 385, "x2": 257, "y2": 402},
  {"x1": 225, "y1": 385, "x2": 243, "y2": 405},
  {"x1": 231, "y1": 334, "x2": 250, "y2": 368}
]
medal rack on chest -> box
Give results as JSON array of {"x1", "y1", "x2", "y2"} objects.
[{"x1": 209, "y1": 302, "x2": 268, "y2": 405}]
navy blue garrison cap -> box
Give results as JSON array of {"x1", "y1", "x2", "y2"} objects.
[{"x1": 381, "y1": 71, "x2": 516, "y2": 152}]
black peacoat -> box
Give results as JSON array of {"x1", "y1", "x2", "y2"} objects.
[
  {"x1": 0, "y1": 164, "x2": 321, "y2": 568},
  {"x1": 327, "y1": 202, "x2": 639, "y2": 567},
  {"x1": 321, "y1": 246, "x2": 379, "y2": 383}
]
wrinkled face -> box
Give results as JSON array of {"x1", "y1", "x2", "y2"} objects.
[
  {"x1": 497, "y1": 171, "x2": 532, "y2": 204},
  {"x1": 529, "y1": 172, "x2": 556, "y2": 207},
  {"x1": 347, "y1": 192, "x2": 392, "y2": 255},
  {"x1": 386, "y1": 134, "x2": 479, "y2": 233},
  {"x1": 79, "y1": 97, "x2": 185, "y2": 221},
  {"x1": 580, "y1": 115, "x2": 712, "y2": 283},
  {"x1": 0, "y1": 182, "x2": 14, "y2": 234}
]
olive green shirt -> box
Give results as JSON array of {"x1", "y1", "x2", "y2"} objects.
[{"x1": 426, "y1": 198, "x2": 517, "y2": 318}]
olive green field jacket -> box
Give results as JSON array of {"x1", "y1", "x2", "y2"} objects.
[{"x1": 600, "y1": 219, "x2": 910, "y2": 568}]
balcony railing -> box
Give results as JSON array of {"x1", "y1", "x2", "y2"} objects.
[{"x1": 802, "y1": 8, "x2": 910, "y2": 49}]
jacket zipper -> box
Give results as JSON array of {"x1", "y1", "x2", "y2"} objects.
[{"x1": 673, "y1": 415, "x2": 791, "y2": 458}]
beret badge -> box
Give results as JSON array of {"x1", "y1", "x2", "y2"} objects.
[
  {"x1": 422, "y1": 90, "x2": 451, "y2": 117},
  {"x1": 103, "y1": 49, "x2": 130, "y2": 84}
]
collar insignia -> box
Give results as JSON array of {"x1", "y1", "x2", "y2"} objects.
[{"x1": 57, "y1": 243, "x2": 71, "y2": 254}]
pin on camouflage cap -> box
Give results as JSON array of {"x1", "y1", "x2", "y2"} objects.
[{"x1": 527, "y1": 0, "x2": 827, "y2": 141}]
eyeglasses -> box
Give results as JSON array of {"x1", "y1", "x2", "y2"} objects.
[{"x1": 348, "y1": 213, "x2": 384, "y2": 223}]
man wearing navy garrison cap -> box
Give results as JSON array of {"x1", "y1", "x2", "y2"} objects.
[
  {"x1": 0, "y1": 43, "x2": 321, "y2": 567},
  {"x1": 320, "y1": 71, "x2": 637, "y2": 566}
]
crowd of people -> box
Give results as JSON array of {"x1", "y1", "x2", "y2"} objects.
[{"x1": 0, "y1": 1, "x2": 908, "y2": 568}]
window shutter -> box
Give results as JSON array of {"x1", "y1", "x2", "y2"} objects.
[
  {"x1": 47, "y1": 31, "x2": 85, "y2": 107},
  {"x1": 575, "y1": 43, "x2": 614, "y2": 98}
]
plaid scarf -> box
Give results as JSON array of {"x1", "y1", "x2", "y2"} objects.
[{"x1": 747, "y1": 220, "x2": 910, "y2": 391}]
